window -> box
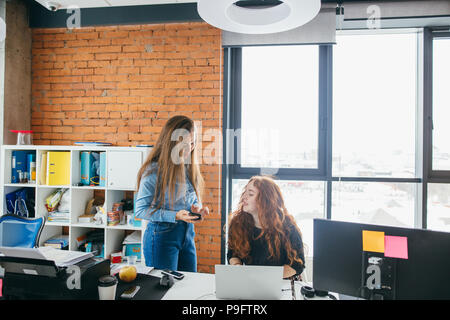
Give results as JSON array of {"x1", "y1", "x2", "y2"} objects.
[
  {"x1": 333, "y1": 32, "x2": 417, "y2": 179},
  {"x1": 240, "y1": 46, "x2": 319, "y2": 169},
  {"x1": 223, "y1": 44, "x2": 328, "y2": 261},
  {"x1": 432, "y1": 37, "x2": 450, "y2": 171},
  {"x1": 332, "y1": 181, "x2": 416, "y2": 228},
  {"x1": 223, "y1": 29, "x2": 449, "y2": 263},
  {"x1": 427, "y1": 183, "x2": 450, "y2": 232}
]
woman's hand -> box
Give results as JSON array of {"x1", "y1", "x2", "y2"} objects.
[
  {"x1": 175, "y1": 210, "x2": 199, "y2": 223},
  {"x1": 191, "y1": 204, "x2": 210, "y2": 222},
  {"x1": 283, "y1": 265, "x2": 297, "y2": 279}
]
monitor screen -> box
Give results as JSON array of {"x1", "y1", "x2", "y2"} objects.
[{"x1": 313, "y1": 219, "x2": 450, "y2": 300}]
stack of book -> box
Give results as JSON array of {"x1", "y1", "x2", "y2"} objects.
[
  {"x1": 48, "y1": 211, "x2": 70, "y2": 223},
  {"x1": 43, "y1": 234, "x2": 69, "y2": 250}
]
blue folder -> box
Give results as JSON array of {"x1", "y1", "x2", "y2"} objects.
[
  {"x1": 80, "y1": 152, "x2": 95, "y2": 186},
  {"x1": 100, "y1": 152, "x2": 106, "y2": 187},
  {"x1": 11, "y1": 151, "x2": 28, "y2": 183}
]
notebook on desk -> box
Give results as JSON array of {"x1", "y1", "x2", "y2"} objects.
[{"x1": 215, "y1": 265, "x2": 284, "y2": 300}]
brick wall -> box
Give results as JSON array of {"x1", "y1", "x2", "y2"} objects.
[{"x1": 31, "y1": 22, "x2": 223, "y2": 273}]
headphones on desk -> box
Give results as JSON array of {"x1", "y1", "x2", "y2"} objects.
[{"x1": 301, "y1": 286, "x2": 337, "y2": 300}]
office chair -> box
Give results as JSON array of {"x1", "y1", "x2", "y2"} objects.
[{"x1": 0, "y1": 214, "x2": 46, "y2": 248}]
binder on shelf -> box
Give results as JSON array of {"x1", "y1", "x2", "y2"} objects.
[
  {"x1": 80, "y1": 151, "x2": 93, "y2": 186},
  {"x1": 80, "y1": 151, "x2": 101, "y2": 186},
  {"x1": 11, "y1": 151, "x2": 28, "y2": 183},
  {"x1": 99, "y1": 152, "x2": 106, "y2": 187},
  {"x1": 46, "y1": 151, "x2": 70, "y2": 186}
]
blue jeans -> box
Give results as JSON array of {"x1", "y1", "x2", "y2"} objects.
[{"x1": 143, "y1": 221, "x2": 197, "y2": 272}]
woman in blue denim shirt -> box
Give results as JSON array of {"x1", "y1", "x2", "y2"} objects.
[{"x1": 135, "y1": 115, "x2": 209, "y2": 272}]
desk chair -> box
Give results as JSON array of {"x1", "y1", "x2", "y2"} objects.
[{"x1": 0, "y1": 214, "x2": 46, "y2": 248}]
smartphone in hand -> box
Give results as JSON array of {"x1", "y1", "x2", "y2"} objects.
[{"x1": 188, "y1": 211, "x2": 202, "y2": 221}]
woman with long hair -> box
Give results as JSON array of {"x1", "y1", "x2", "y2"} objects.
[
  {"x1": 227, "y1": 176, "x2": 305, "y2": 279},
  {"x1": 135, "y1": 115, "x2": 209, "y2": 272}
]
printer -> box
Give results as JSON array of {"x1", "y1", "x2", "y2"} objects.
[{"x1": 0, "y1": 255, "x2": 110, "y2": 300}]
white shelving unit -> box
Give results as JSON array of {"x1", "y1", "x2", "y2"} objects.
[{"x1": 0, "y1": 145, "x2": 151, "y2": 265}]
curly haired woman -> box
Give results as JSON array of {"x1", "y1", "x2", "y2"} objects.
[{"x1": 227, "y1": 176, "x2": 305, "y2": 279}]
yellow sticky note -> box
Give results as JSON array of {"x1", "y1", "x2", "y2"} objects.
[{"x1": 362, "y1": 230, "x2": 385, "y2": 253}]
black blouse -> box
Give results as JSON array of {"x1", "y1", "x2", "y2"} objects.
[{"x1": 227, "y1": 223, "x2": 306, "y2": 276}]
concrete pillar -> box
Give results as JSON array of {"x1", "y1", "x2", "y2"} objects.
[
  {"x1": 0, "y1": 0, "x2": 5, "y2": 145},
  {"x1": 3, "y1": 0, "x2": 32, "y2": 145}
]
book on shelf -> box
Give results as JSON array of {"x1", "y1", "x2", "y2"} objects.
[
  {"x1": 44, "y1": 234, "x2": 69, "y2": 249},
  {"x1": 78, "y1": 214, "x2": 95, "y2": 223},
  {"x1": 47, "y1": 211, "x2": 70, "y2": 223},
  {"x1": 39, "y1": 152, "x2": 47, "y2": 185}
]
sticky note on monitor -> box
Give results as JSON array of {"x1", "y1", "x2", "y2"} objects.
[
  {"x1": 362, "y1": 230, "x2": 385, "y2": 253},
  {"x1": 384, "y1": 235, "x2": 408, "y2": 259}
]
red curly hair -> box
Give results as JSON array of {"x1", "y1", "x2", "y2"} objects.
[{"x1": 227, "y1": 176, "x2": 304, "y2": 266}]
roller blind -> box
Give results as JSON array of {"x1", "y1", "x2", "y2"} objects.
[{"x1": 222, "y1": 4, "x2": 336, "y2": 47}]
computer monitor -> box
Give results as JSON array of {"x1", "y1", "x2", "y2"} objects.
[{"x1": 313, "y1": 218, "x2": 450, "y2": 300}]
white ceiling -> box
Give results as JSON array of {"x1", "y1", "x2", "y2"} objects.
[{"x1": 35, "y1": 0, "x2": 197, "y2": 10}]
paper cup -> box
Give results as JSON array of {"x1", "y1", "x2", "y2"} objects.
[{"x1": 98, "y1": 275, "x2": 118, "y2": 300}]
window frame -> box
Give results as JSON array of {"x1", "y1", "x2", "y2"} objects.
[
  {"x1": 429, "y1": 31, "x2": 450, "y2": 182},
  {"x1": 230, "y1": 45, "x2": 330, "y2": 181}
]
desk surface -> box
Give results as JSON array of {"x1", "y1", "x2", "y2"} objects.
[{"x1": 147, "y1": 269, "x2": 336, "y2": 300}]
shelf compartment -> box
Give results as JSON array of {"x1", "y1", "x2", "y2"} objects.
[
  {"x1": 71, "y1": 188, "x2": 105, "y2": 226},
  {"x1": 69, "y1": 226, "x2": 105, "y2": 257},
  {"x1": 71, "y1": 150, "x2": 107, "y2": 188},
  {"x1": 3, "y1": 149, "x2": 37, "y2": 185}
]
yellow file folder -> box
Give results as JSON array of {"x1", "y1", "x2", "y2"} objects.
[{"x1": 46, "y1": 151, "x2": 70, "y2": 185}]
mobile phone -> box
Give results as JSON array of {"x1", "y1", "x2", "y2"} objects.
[
  {"x1": 120, "y1": 285, "x2": 140, "y2": 299},
  {"x1": 188, "y1": 211, "x2": 202, "y2": 221},
  {"x1": 161, "y1": 269, "x2": 185, "y2": 280}
]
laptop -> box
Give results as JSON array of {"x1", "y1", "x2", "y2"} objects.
[{"x1": 215, "y1": 265, "x2": 284, "y2": 300}]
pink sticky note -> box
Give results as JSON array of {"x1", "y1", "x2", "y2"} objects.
[
  {"x1": 0, "y1": 278, "x2": 2, "y2": 298},
  {"x1": 384, "y1": 235, "x2": 408, "y2": 259}
]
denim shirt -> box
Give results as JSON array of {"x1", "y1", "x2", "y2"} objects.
[{"x1": 134, "y1": 163, "x2": 201, "y2": 223}]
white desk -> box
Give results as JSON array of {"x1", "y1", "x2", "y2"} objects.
[{"x1": 148, "y1": 269, "x2": 337, "y2": 300}]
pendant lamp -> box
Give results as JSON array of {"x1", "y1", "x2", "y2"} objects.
[{"x1": 197, "y1": 0, "x2": 322, "y2": 34}]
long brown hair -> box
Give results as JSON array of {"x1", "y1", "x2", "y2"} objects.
[
  {"x1": 227, "y1": 176, "x2": 304, "y2": 266},
  {"x1": 136, "y1": 115, "x2": 204, "y2": 213}
]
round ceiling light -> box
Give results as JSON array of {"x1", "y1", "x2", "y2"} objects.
[{"x1": 197, "y1": 0, "x2": 321, "y2": 34}]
